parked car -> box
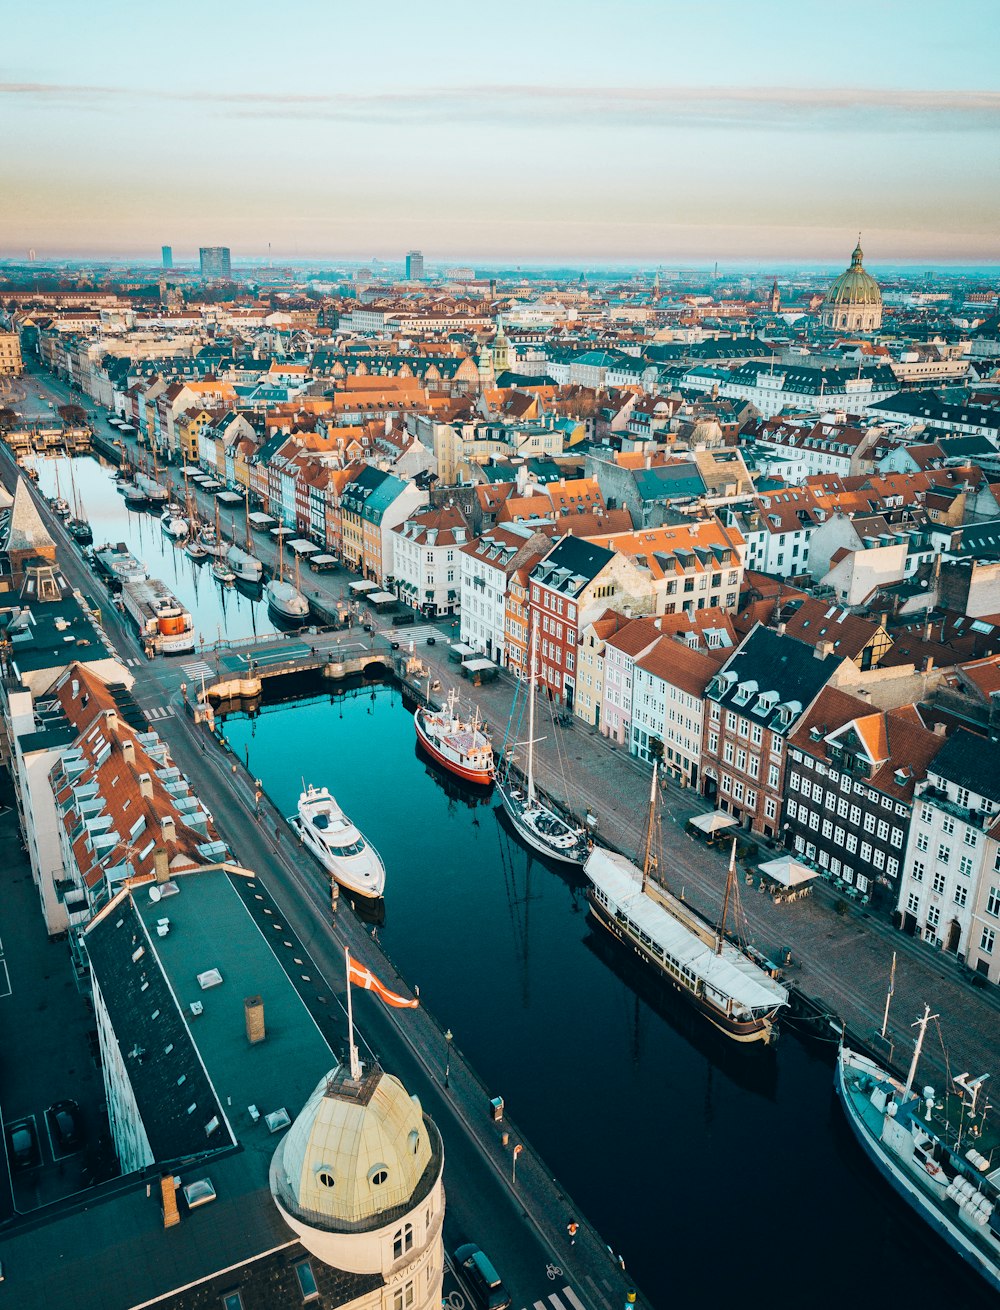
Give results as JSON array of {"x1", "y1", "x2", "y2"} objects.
[
  {"x1": 47, "y1": 1100, "x2": 83, "y2": 1152},
  {"x1": 453, "y1": 1243, "x2": 511, "y2": 1310},
  {"x1": 7, "y1": 1120, "x2": 39, "y2": 1170}
]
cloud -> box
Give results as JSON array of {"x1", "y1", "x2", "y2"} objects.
[{"x1": 3, "y1": 80, "x2": 1000, "y2": 133}]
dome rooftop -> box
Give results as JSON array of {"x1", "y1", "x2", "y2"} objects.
[
  {"x1": 823, "y1": 237, "x2": 882, "y2": 307},
  {"x1": 270, "y1": 1062, "x2": 442, "y2": 1232}
]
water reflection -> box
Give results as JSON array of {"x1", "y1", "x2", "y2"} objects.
[{"x1": 32, "y1": 453, "x2": 283, "y2": 645}]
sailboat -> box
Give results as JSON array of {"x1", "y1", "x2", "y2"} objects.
[
  {"x1": 266, "y1": 535, "x2": 309, "y2": 621},
  {"x1": 584, "y1": 770, "x2": 788, "y2": 1044},
  {"x1": 66, "y1": 459, "x2": 93, "y2": 544},
  {"x1": 497, "y1": 622, "x2": 589, "y2": 864},
  {"x1": 226, "y1": 489, "x2": 263, "y2": 582},
  {"x1": 837, "y1": 1007, "x2": 999, "y2": 1292},
  {"x1": 51, "y1": 460, "x2": 71, "y2": 518}
]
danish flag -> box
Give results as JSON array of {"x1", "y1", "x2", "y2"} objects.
[{"x1": 348, "y1": 955, "x2": 419, "y2": 1009}]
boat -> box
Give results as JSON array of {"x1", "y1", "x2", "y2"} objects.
[
  {"x1": 266, "y1": 542, "x2": 309, "y2": 621},
  {"x1": 67, "y1": 518, "x2": 93, "y2": 544},
  {"x1": 294, "y1": 784, "x2": 385, "y2": 899},
  {"x1": 497, "y1": 622, "x2": 589, "y2": 864},
  {"x1": 211, "y1": 558, "x2": 235, "y2": 585},
  {"x1": 52, "y1": 497, "x2": 71, "y2": 518},
  {"x1": 121, "y1": 578, "x2": 196, "y2": 655},
  {"x1": 122, "y1": 482, "x2": 148, "y2": 508},
  {"x1": 93, "y1": 543, "x2": 149, "y2": 587},
  {"x1": 414, "y1": 687, "x2": 494, "y2": 785},
  {"x1": 185, "y1": 537, "x2": 209, "y2": 561},
  {"x1": 584, "y1": 769, "x2": 788, "y2": 1045},
  {"x1": 134, "y1": 470, "x2": 168, "y2": 504},
  {"x1": 160, "y1": 505, "x2": 188, "y2": 538},
  {"x1": 227, "y1": 543, "x2": 263, "y2": 583},
  {"x1": 837, "y1": 1008, "x2": 999, "y2": 1293}
]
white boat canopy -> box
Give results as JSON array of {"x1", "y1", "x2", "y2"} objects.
[
  {"x1": 758, "y1": 856, "x2": 817, "y2": 888},
  {"x1": 586, "y1": 848, "x2": 788, "y2": 1012},
  {"x1": 288, "y1": 538, "x2": 320, "y2": 554},
  {"x1": 349, "y1": 580, "x2": 379, "y2": 594},
  {"x1": 689, "y1": 810, "x2": 740, "y2": 835}
]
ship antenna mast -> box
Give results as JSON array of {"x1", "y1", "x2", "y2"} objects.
[
  {"x1": 903, "y1": 1004, "x2": 938, "y2": 1099},
  {"x1": 716, "y1": 838, "x2": 737, "y2": 955},
  {"x1": 641, "y1": 761, "x2": 659, "y2": 893}
]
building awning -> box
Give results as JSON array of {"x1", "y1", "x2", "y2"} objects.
[
  {"x1": 462, "y1": 658, "x2": 497, "y2": 673},
  {"x1": 248, "y1": 511, "x2": 275, "y2": 527},
  {"x1": 349, "y1": 580, "x2": 378, "y2": 594},
  {"x1": 270, "y1": 525, "x2": 293, "y2": 537},
  {"x1": 368, "y1": 590, "x2": 396, "y2": 604},
  {"x1": 288, "y1": 538, "x2": 319, "y2": 554},
  {"x1": 689, "y1": 810, "x2": 739, "y2": 835},
  {"x1": 758, "y1": 856, "x2": 817, "y2": 888},
  {"x1": 310, "y1": 554, "x2": 337, "y2": 566},
  {"x1": 217, "y1": 490, "x2": 243, "y2": 504}
]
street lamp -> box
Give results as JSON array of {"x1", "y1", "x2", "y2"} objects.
[{"x1": 444, "y1": 1028, "x2": 453, "y2": 1088}]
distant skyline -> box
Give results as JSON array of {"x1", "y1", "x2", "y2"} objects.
[{"x1": 3, "y1": 0, "x2": 999, "y2": 264}]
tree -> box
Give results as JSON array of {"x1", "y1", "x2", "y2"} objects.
[
  {"x1": 58, "y1": 403, "x2": 88, "y2": 427},
  {"x1": 648, "y1": 735, "x2": 665, "y2": 763},
  {"x1": 0, "y1": 407, "x2": 17, "y2": 431}
]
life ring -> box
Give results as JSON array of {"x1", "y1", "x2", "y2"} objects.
[{"x1": 924, "y1": 1160, "x2": 942, "y2": 1178}]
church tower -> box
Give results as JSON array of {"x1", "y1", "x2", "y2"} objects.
[
  {"x1": 769, "y1": 279, "x2": 780, "y2": 313},
  {"x1": 491, "y1": 317, "x2": 510, "y2": 376}
]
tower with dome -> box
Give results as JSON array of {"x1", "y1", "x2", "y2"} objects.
[
  {"x1": 270, "y1": 1059, "x2": 446, "y2": 1310},
  {"x1": 820, "y1": 236, "x2": 883, "y2": 332}
]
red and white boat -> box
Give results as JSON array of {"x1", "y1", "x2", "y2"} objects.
[{"x1": 414, "y1": 689, "x2": 494, "y2": 786}]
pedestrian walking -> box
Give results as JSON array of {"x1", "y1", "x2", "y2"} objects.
[{"x1": 566, "y1": 1220, "x2": 578, "y2": 1246}]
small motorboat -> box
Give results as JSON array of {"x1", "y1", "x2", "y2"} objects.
[
  {"x1": 185, "y1": 538, "x2": 209, "y2": 561},
  {"x1": 161, "y1": 506, "x2": 188, "y2": 539},
  {"x1": 295, "y1": 784, "x2": 386, "y2": 899},
  {"x1": 211, "y1": 559, "x2": 235, "y2": 585}
]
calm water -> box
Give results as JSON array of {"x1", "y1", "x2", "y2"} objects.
[
  {"x1": 33, "y1": 453, "x2": 284, "y2": 645},
  {"x1": 220, "y1": 681, "x2": 981, "y2": 1307}
]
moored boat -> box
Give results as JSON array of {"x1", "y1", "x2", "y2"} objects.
[
  {"x1": 94, "y1": 542, "x2": 148, "y2": 586},
  {"x1": 266, "y1": 578, "x2": 309, "y2": 621},
  {"x1": 161, "y1": 505, "x2": 188, "y2": 538},
  {"x1": 226, "y1": 542, "x2": 263, "y2": 583},
  {"x1": 121, "y1": 578, "x2": 196, "y2": 655},
  {"x1": 68, "y1": 518, "x2": 93, "y2": 544},
  {"x1": 294, "y1": 784, "x2": 385, "y2": 899},
  {"x1": 185, "y1": 537, "x2": 209, "y2": 561},
  {"x1": 414, "y1": 689, "x2": 494, "y2": 785},
  {"x1": 497, "y1": 621, "x2": 589, "y2": 864},
  {"x1": 836, "y1": 1011, "x2": 999, "y2": 1293},
  {"x1": 211, "y1": 558, "x2": 235, "y2": 585}
]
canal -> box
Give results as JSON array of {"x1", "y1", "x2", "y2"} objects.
[
  {"x1": 32, "y1": 453, "x2": 286, "y2": 645},
  {"x1": 217, "y1": 679, "x2": 981, "y2": 1306}
]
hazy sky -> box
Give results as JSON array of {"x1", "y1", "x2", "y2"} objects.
[{"x1": 2, "y1": 0, "x2": 998, "y2": 264}]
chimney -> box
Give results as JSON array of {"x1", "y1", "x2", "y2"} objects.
[
  {"x1": 245, "y1": 995, "x2": 266, "y2": 1045},
  {"x1": 933, "y1": 722, "x2": 946, "y2": 736},
  {"x1": 139, "y1": 772, "x2": 153, "y2": 799},
  {"x1": 122, "y1": 738, "x2": 135, "y2": 764},
  {"x1": 153, "y1": 846, "x2": 170, "y2": 883},
  {"x1": 161, "y1": 815, "x2": 176, "y2": 843},
  {"x1": 815, "y1": 640, "x2": 835, "y2": 659},
  {"x1": 160, "y1": 1173, "x2": 180, "y2": 1229},
  {"x1": 105, "y1": 708, "x2": 118, "y2": 732},
  {"x1": 776, "y1": 622, "x2": 786, "y2": 636}
]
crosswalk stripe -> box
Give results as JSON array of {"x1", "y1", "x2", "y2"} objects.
[
  {"x1": 533, "y1": 1301, "x2": 548, "y2": 1310},
  {"x1": 561, "y1": 1288, "x2": 587, "y2": 1310},
  {"x1": 548, "y1": 1297, "x2": 567, "y2": 1310}
]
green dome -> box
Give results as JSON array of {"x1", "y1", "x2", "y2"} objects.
[{"x1": 823, "y1": 239, "x2": 881, "y2": 307}]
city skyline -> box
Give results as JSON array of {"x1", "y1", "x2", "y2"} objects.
[{"x1": 3, "y1": 0, "x2": 999, "y2": 263}]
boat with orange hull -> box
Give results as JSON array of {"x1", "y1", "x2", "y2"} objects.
[
  {"x1": 121, "y1": 578, "x2": 196, "y2": 656},
  {"x1": 414, "y1": 689, "x2": 494, "y2": 786}
]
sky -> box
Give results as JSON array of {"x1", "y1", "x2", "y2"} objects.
[{"x1": 2, "y1": 0, "x2": 999, "y2": 265}]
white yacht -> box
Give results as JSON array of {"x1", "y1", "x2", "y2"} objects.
[
  {"x1": 227, "y1": 542, "x2": 263, "y2": 583},
  {"x1": 295, "y1": 785, "x2": 385, "y2": 899}
]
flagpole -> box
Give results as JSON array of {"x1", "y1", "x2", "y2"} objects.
[
  {"x1": 345, "y1": 947, "x2": 361, "y2": 1079},
  {"x1": 880, "y1": 951, "x2": 896, "y2": 1041}
]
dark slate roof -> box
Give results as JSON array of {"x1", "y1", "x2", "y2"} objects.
[
  {"x1": 928, "y1": 728, "x2": 1000, "y2": 803},
  {"x1": 728, "y1": 361, "x2": 898, "y2": 394},
  {"x1": 84, "y1": 897, "x2": 230, "y2": 1165},
  {"x1": 707, "y1": 626, "x2": 838, "y2": 731},
  {"x1": 530, "y1": 535, "x2": 615, "y2": 596},
  {"x1": 947, "y1": 518, "x2": 1000, "y2": 559}
]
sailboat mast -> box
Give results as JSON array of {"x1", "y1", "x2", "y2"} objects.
[
  {"x1": 526, "y1": 619, "x2": 537, "y2": 803},
  {"x1": 245, "y1": 488, "x2": 252, "y2": 552},
  {"x1": 641, "y1": 761, "x2": 658, "y2": 893},
  {"x1": 716, "y1": 838, "x2": 737, "y2": 955},
  {"x1": 903, "y1": 1004, "x2": 936, "y2": 1098},
  {"x1": 880, "y1": 952, "x2": 896, "y2": 1041}
]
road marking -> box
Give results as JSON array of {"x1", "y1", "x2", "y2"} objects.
[
  {"x1": 0, "y1": 959, "x2": 11, "y2": 999},
  {"x1": 548, "y1": 1297, "x2": 568, "y2": 1310},
  {"x1": 182, "y1": 660, "x2": 216, "y2": 681},
  {"x1": 533, "y1": 1301, "x2": 548, "y2": 1310},
  {"x1": 561, "y1": 1291, "x2": 588, "y2": 1310}
]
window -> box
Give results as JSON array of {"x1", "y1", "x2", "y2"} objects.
[
  {"x1": 911, "y1": 860, "x2": 925, "y2": 883},
  {"x1": 846, "y1": 833, "x2": 858, "y2": 854},
  {"x1": 863, "y1": 812, "x2": 876, "y2": 834},
  {"x1": 765, "y1": 797, "x2": 777, "y2": 820},
  {"x1": 891, "y1": 827, "x2": 903, "y2": 848},
  {"x1": 860, "y1": 842, "x2": 872, "y2": 864},
  {"x1": 926, "y1": 904, "x2": 940, "y2": 930},
  {"x1": 393, "y1": 1285, "x2": 416, "y2": 1310},
  {"x1": 393, "y1": 1223, "x2": 414, "y2": 1260},
  {"x1": 941, "y1": 816, "x2": 955, "y2": 836},
  {"x1": 937, "y1": 844, "x2": 950, "y2": 865},
  {"x1": 787, "y1": 799, "x2": 798, "y2": 820},
  {"x1": 964, "y1": 828, "x2": 978, "y2": 848},
  {"x1": 932, "y1": 869, "x2": 946, "y2": 894},
  {"x1": 958, "y1": 855, "x2": 974, "y2": 878},
  {"x1": 980, "y1": 926, "x2": 996, "y2": 956},
  {"x1": 849, "y1": 805, "x2": 861, "y2": 827},
  {"x1": 954, "y1": 884, "x2": 968, "y2": 908},
  {"x1": 768, "y1": 764, "x2": 780, "y2": 790},
  {"x1": 988, "y1": 886, "x2": 1000, "y2": 918},
  {"x1": 877, "y1": 820, "x2": 890, "y2": 842},
  {"x1": 295, "y1": 1262, "x2": 320, "y2": 1303},
  {"x1": 907, "y1": 892, "x2": 920, "y2": 915},
  {"x1": 916, "y1": 832, "x2": 928, "y2": 853},
  {"x1": 919, "y1": 803, "x2": 933, "y2": 823}
]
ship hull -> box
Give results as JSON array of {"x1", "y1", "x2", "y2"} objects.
[
  {"x1": 836, "y1": 1051, "x2": 1000, "y2": 1293},
  {"x1": 587, "y1": 892, "x2": 778, "y2": 1044},
  {"x1": 414, "y1": 708, "x2": 493, "y2": 785}
]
